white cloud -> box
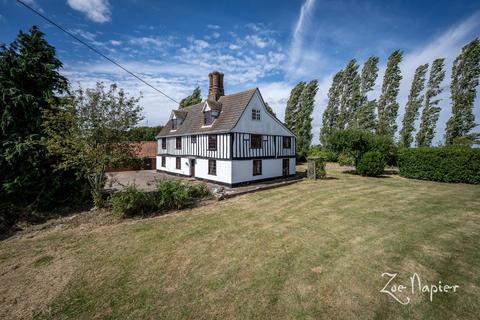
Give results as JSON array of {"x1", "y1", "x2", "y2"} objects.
[
  {"x1": 109, "y1": 40, "x2": 122, "y2": 46},
  {"x1": 67, "y1": 0, "x2": 111, "y2": 23},
  {"x1": 207, "y1": 24, "x2": 220, "y2": 30},
  {"x1": 287, "y1": 0, "x2": 316, "y2": 78},
  {"x1": 19, "y1": 0, "x2": 44, "y2": 13},
  {"x1": 246, "y1": 35, "x2": 275, "y2": 48}
]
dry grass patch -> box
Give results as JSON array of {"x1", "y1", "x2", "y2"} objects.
[{"x1": 0, "y1": 166, "x2": 479, "y2": 319}]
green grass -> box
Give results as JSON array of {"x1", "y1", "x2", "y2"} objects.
[{"x1": 1, "y1": 167, "x2": 479, "y2": 319}]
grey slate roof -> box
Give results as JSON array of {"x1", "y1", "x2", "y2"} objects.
[{"x1": 156, "y1": 88, "x2": 257, "y2": 137}]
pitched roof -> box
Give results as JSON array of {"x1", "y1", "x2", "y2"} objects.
[{"x1": 156, "y1": 88, "x2": 257, "y2": 137}]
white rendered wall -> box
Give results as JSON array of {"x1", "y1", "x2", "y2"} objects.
[
  {"x1": 194, "y1": 158, "x2": 232, "y2": 184},
  {"x1": 232, "y1": 91, "x2": 294, "y2": 137},
  {"x1": 156, "y1": 155, "x2": 191, "y2": 176},
  {"x1": 231, "y1": 158, "x2": 295, "y2": 184}
]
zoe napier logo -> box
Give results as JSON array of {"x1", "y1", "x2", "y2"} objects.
[{"x1": 380, "y1": 273, "x2": 460, "y2": 305}]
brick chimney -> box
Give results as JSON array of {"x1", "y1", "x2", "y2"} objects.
[{"x1": 208, "y1": 71, "x2": 224, "y2": 101}]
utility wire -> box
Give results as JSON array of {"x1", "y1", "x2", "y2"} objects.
[{"x1": 16, "y1": 0, "x2": 179, "y2": 104}]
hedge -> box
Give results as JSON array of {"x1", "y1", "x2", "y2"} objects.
[{"x1": 398, "y1": 147, "x2": 480, "y2": 184}]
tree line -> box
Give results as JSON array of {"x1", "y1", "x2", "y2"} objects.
[{"x1": 284, "y1": 38, "x2": 480, "y2": 158}]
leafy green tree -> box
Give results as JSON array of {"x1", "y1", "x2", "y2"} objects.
[
  {"x1": 126, "y1": 126, "x2": 163, "y2": 141},
  {"x1": 296, "y1": 80, "x2": 318, "y2": 160},
  {"x1": 357, "y1": 100, "x2": 377, "y2": 132},
  {"x1": 445, "y1": 38, "x2": 480, "y2": 145},
  {"x1": 377, "y1": 50, "x2": 403, "y2": 138},
  {"x1": 357, "y1": 56, "x2": 379, "y2": 131},
  {"x1": 320, "y1": 71, "x2": 343, "y2": 145},
  {"x1": 284, "y1": 81, "x2": 306, "y2": 132},
  {"x1": 264, "y1": 102, "x2": 277, "y2": 117},
  {"x1": 416, "y1": 58, "x2": 446, "y2": 147},
  {"x1": 0, "y1": 26, "x2": 88, "y2": 211},
  {"x1": 338, "y1": 59, "x2": 361, "y2": 129},
  {"x1": 44, "y1": 83, "x2": 143, "y2": 207},
  {"x1": 179, "y1": 86, "x2": 202, "y2": 108},
  {"x1": 399, "y1": 63, "x2": 429, "y2": 147}
]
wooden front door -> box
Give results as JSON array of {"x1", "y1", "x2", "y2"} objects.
[
  {"x1": 190, "y1": 159, "x2": 195, "y2": 177},
  {"x1": 282, "y1": 159, "x2": 289, "y2": 176}
]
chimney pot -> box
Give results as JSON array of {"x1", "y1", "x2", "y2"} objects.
[{"x1": 208, "y1": 71, "x2": 224, "y2": 101}]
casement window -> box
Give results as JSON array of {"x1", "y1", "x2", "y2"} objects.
[
  {"x1": 162, "y1": 138, "x2": 166, "y2": 149},
  {"x1": 250, "y1": 134, "x2": 262, "y2": 149},
  {"x1": 171, "y1": 119, "x2": 178, "y2": 130},
  {"x1": 252, "y1": 109, "x2": 261, "y2": 120},
  {"x1": 204, "y1": 111, "x2": 213, "y2": 126},
  {"x1": 176, "y1": 157, "x2": 181, "y2": 169},
  {"x1": 208, "y1": 134, "x2": 217, "y2": 151},
  {"x1": 208, "y1": 159, "x2": 217, "y2": 175},
  {"x1": 191, "y1": 135, "x2": 197, "y2": 143},
  {"x1": 161, "y1": 156, "x2": 166, "y2": 167},
  {"x1": 253, "y1": 159, "x2": 262, "y2": 176},
  {"x1": 176, "y1": 136, "x2": 182, "y2": 149},
  {"x1": 283, "y1": 136, "x2": 291, "y2": 149}
]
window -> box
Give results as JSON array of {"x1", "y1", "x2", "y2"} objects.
[
  {"x1": 250, "y1": 134, "x2": 262, "y2": 149},
  {"x1": 204, "y1": 111, "x2": 213, "y2": 126},
  {"x1": 171, "y1": 119, "x2": 178, "y2": 130},
  {"x1": 252, "y1": 109, "x2": 261, "y2": 120},
  {"x1": 176, "y1": 157, "x2": 181, "y2": 169},
  {"x1": 191, "y1": 135, "x2": 197, "y2": 143},
  {"x1": 208, "y1": 134, "x2": 217, "y2": 151},
  {"x1": 176, "y1": 136, "x2": 182, "y2": 149},
  {"x1": 283, "y1": 136, "x2": 291, "y2": 149},
  {"x1": 161, "y1": 156, "x2": 166, "y2": 167},
  {"x1": 253, "y1": 159, "x2": 262, "y2": 176},
  {"x1": 162, "y1": 138, "x2": 166, "y2": 149},
  {"x1": 208, "y1": 159, "x2": 216, "y2": 175}
]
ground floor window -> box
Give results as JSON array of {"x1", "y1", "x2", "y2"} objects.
[
  {"x1": 253, "y1": 159, "x2": 262, "y2": 176},
  {"x1": 208, "y1": 159, "x2": 216, "y2": 175},
  {"x1": 176, "y1": 157, "x2": 181, "y2": 169},
  {"x1": 161, "y1": 156, "x2": 166, "y2": 167}
]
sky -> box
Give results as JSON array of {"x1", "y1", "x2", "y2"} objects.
[{"x1": 1, "y1": 0, "x2": 479, "y2": 144}]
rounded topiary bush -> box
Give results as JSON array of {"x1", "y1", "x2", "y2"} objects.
[{"x1": 357, "y1": 151, "x2": 385, "y2": 177}]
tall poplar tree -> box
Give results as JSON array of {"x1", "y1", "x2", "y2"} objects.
[
  {"x1": 416, "y1": 58, "x2": 446, "y2": 147},
  {"x1": 337, "y1": 59, "x2": 360, "y2": 129},
  {"x1": 296, "y1": 80, "x2": 318, "y2": 159},
  {"x1": 377, "y1": 50, "x2": 403, "y2": 138},
  {"x1": 357, "y1": 56, "x2": 379, "y2": 131},
  {"x1": 284, "y1": 81, "x2": 306, "y2": 133},
  {"x1": 399, "y1": 63, "x2": 429, "y2": 147},
  {"x1": 320, "y1": 71, "x2": 343, "y2": 145},
  {"x1": 445, "y1": 38, "x2": 480, "y2": 145}
]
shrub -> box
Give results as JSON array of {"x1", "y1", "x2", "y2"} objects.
[
  {"x1": 357, "y1": 151, "x2": 386, "y2": 177},
  {"x1": 307, "y1": 154, "x2": 327, "y2": 179},
  {"x1": 326, "y1": 129, "x2": 397, "y2": 168},
  {"x1": 108, "y1": 181, "x2": 211, "y2": 217},
  {"x1": 398, "y1": 147, "x2": 480, "y2": 184},
  {"x1": 308, "y1": 146, "x2": 337, "y2": 162},
  {"x1": 337, "y1": 153, "x2": 354, "y2": 166},
  {"x1": 109, "y1": 185, "x2": 156, "y2": 217}
]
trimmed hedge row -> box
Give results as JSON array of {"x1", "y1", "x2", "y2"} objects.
[{"x1": 398, "y1": 147, "x2": 480, "y2": 184}]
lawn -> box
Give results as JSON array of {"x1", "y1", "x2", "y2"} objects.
[{"x1": 1, "y1": 166, "x2": 479, "y2": 319}]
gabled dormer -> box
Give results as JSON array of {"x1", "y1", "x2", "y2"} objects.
[
  {"x1": 170, "y1": 110, "x2": 187, "y2": 131},
  {"x1": 202, "y1": 100, "x2": 222, "y2": 126}
]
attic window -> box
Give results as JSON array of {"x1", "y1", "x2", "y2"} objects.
[
  {"x1": 171, "y1": 119, "x2": 179, "y2": 130},
  {"x1": 204, "y1": 111, "x2": 213, "y2": 126},
  {"x1": 252, "y1": 109, "x2": 261, "y2": 120}
]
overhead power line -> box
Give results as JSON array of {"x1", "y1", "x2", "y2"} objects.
[{"x1": 16, "y1": 0, "x2": 179, "y2": 104}]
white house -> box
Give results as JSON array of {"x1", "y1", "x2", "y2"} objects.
[{"x1": 156, "y1": 71, "x2": 296, "y2": 187}]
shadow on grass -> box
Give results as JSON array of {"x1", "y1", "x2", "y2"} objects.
[{"x1": 341, "y1": 169, "x2": 393, "y2": 178}]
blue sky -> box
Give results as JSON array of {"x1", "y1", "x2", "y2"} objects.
[{"x1": 1, "y1": 0, "x2": 479, "y2": 144}]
